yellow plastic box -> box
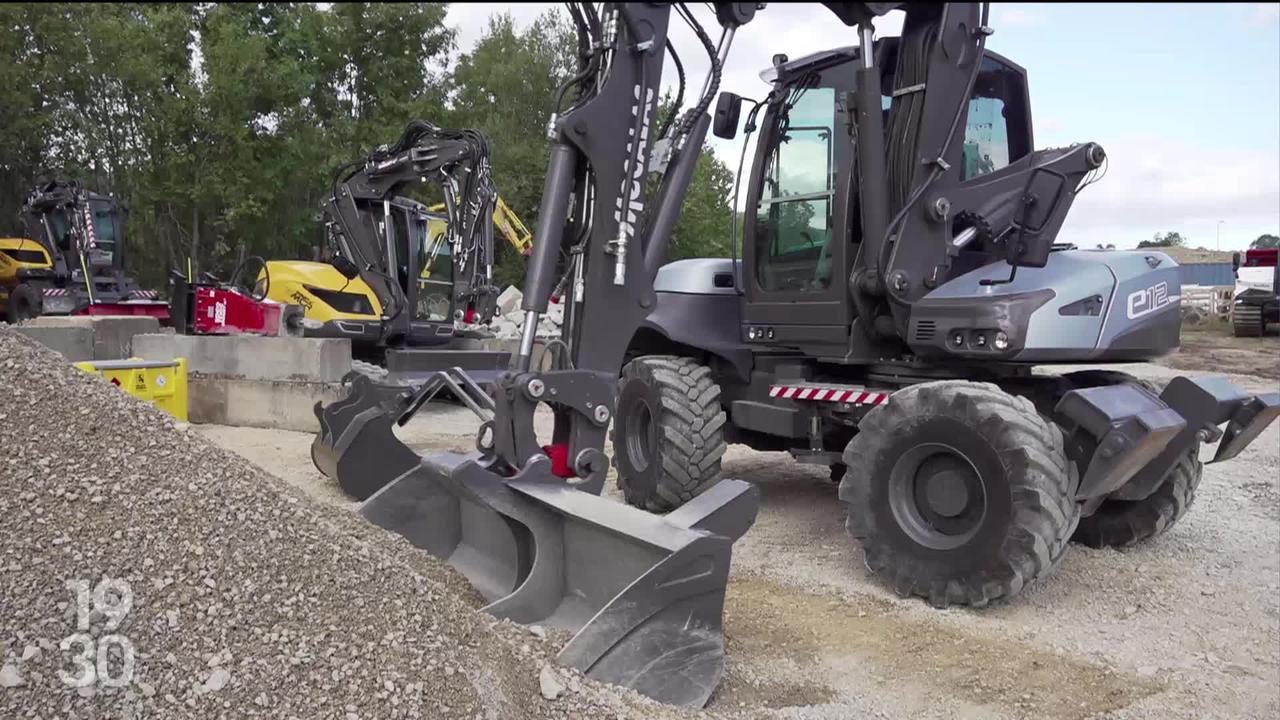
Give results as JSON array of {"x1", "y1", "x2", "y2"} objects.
[{"x1": 74, "y1": 357, "x2": 189, "y2": 421}]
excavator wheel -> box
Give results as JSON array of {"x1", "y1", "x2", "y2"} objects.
[
  {"x1": 839, "y1": 381, "x2": 1079, "y2": 608},
  {"x1": 1062, "y1": 370, "x2": 1204, "y2": 548},
  {"x1": 612, "y1": 355, "x2": 727, "y2": 513},
  {"x1": 5, "y1": 283, "x2": 41, "y2": 324}
]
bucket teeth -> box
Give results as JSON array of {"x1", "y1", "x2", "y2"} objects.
[{"x1": 359, "y1": 451, "x2": 759, "y2": 708}]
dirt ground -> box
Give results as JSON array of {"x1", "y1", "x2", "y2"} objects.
[
  {"x1": 1154, "y1": 320, "x2": 1280, "y2": 380},
  {"x1": 197, "y1": 360, "x2": 1280, "y2": 720}
]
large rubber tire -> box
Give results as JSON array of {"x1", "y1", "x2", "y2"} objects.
[
  {"x1": 1232, "y1": 304, "x2": 1264, "y2": 337},
  {"x1": 839, "y1": 380, "x2": 1079, "y2": 608},
  {"x1": 5, "y1": 283, "x2": 41, "y2": 324},
  {"x1": 1062, "y1": 370, "x2": 1204, "y2": 548},
  {"x1": 612, "y1": 355, "x2": 727, "y2": 512},
  {"x1": 1073, "y1": 450, "x2": 1202, "y2": 548}
]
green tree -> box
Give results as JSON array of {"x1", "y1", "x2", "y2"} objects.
[
  {"x1": 1251, "y1": 233, "x2": 1280, "y2": 250},
  {"x1": 645, "y1": 94, "x2": 738, "y2": 262},
  {"x1": 448, "y1": 10, "x2": 576, "y2": 287},
  {"x1": 1138, "y1": 231, "x2": 1186, "y2": 249}
]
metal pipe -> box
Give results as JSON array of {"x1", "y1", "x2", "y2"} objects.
[
  {"x1": 518, "y1": 142, "x2": 578, "y2": 371},
  {"x1": 517, "y1": 310, "x2": 539, "y2": 369},
  {"x1": 383, "y1": 199, "x2": 395, "y2": 276},
  {"x1": 522, "y1": 142, "x2": 577, "y2": 316},
  {"x1": 853, "y1": 22, "x2": 890, "y2": 284},
  {"x1": 859, "y1": 24, "x2": 875, "y2": 69},
  {"x1": 951, "y1": 226, "x2": 979, "y2": 249}
]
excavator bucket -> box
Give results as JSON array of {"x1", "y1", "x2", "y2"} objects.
[
  {"x1": 310, "y1": 372, "x2": 415, "y2": 494},
  {"x1": 311, "y1": 368, "x2": 497, "y2": 500},
  {"x1": 361, "y1": 451, "x2": 759, "y2": 707}
]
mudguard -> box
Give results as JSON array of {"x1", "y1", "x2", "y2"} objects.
[{"x1": 1056, "y1": 375, "x2": 1280, "y2": 501}]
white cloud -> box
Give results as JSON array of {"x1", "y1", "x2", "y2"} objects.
[
  {"x1": 989, "y1": 5, "x2": 1044, "y2": 29},
  {"x1": 1059, "y1": 133, "x2": 1280, "y2": 250},
  {"x1": 444, "y1": 3, "x2": 552, "y2": 57}
]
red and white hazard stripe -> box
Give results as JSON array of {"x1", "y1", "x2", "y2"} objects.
[
  {"x1": 43, "y1": 288, "x2": 70, "y2": 297},
  {"x1": 129, "y1": 290, "x2": 159, "y2": 299},
  {"x1": 768, "y1": 383, "x2": 891, "y2": 406},
  {"x1": 83, "y1": 202, "x2": 99, "y2": 250}
]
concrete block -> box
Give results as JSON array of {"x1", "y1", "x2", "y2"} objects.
[
  {"x1": 133, "y1": 334, "x2": 352, "y2": 382},
  {"x1": 187, "y1": 376, "x2": 346, "y2": 432},
  {"x1": 496, "y1": 286, "x2": 523, "y2": 316},
  {"x1": 13, "y1": 326, "x2": 94, "y2": 362},
  {"x1": 27, "y1": 315, "x2": 162, "y2": 360}
]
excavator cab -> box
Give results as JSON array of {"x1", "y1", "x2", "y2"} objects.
[{"x1": 740, "y1": 42, "x2": 1036, "y2": 356}]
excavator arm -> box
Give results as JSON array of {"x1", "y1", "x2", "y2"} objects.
[{"x1": 323, "y1": 121, "x2": 500, "y2": 339}]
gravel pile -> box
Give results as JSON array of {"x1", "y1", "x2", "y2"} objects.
[{"x1": 0, "y1": 327, "x2": 691, "y2": 720}]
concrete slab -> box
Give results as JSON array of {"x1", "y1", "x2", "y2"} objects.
[
  {"x1": 133, "y1": 334, "x2": 352, "y2": 382},
  {"x1": 187, "y1": 376, "x2": 347, "y2": 432},
  {"x1": 12, "y1": 326, "x2": 94, "y2": 362},
  {"x1": 26, "y1": 315, "x2": 162, "y2": 360}
]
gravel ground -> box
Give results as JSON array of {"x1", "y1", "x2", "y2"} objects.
[
  {"x1": 0, "y1": 328, "x2": 690, "y2": 720},
  {"x1": 198, "y1": 358, "x2": 1279, "y2": 720}
]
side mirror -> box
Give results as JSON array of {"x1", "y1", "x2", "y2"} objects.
[
  {"x1": 713, "y1": 92, "x2": 743, "y2": 140},
  {"x1": 1232, "y1": 252, "x2": 1242, "y2": 271},
  {"x1": 331, "y1": 255, "x2": 360, "y2": 280},
  {"x1": 1005, "y1": 168, "x2": 1067, "y2": 269}
]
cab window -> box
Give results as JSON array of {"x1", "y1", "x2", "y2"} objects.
[
  {"x1": 415, "y1": 214, "x2": 453, "y2": 323},
  {"x1": 754, "y1": 85, "x2": 837, "y2": 293},
  {"x1": 89, "y1": 200, "x2": 117, "y2": 254},
  {"x1": 962, "y1": 55, "x2": 1031, "y2": 180}
]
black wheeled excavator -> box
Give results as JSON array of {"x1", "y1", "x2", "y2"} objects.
[
  {"x1": 11, "y1": 180, "x2": 169, "y2": 321},
  {"x1": 311, "y1": 2, "x2": 1280, "y2": 707}
]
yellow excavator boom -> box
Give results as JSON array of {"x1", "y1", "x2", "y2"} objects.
[{"x1": 429, "y1": 196, "x2": 532, "y2": 257}]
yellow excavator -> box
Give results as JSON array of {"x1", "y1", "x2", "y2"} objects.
[
  {"x1": 256, "y1": 193, "x2": 531, "y2": 355},
  {"x1": 171, "y1": 122, "x2": 530, "y2": 363}
]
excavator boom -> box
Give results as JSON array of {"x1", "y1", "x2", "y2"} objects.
[{"x1": 324, "y1": 121, "x2": 502, "y2": 340}]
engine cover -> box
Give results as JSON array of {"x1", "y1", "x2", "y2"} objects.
[{"x1": 908, "y1": 250, "x2": 1182, "y2": 363}]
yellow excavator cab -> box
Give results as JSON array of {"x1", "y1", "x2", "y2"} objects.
[
  {"x1": 419, "y1": 215, "x2": 450, "y2": 280},
  {"x1": 258, "y1": 260, "x2": 383, "y2": 329},
  {"x1": 1, "y1": 238, "x2": 54, "y2": 321},
  {"x1": 0, "y1": 237, "x2": 53, "y2": 286}
]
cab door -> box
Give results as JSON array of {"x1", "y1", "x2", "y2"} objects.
[
  {"x1": 411, "y1": 210, "x2": 455, "y2": 323},
  {"x1": 742, "y1": 71, "x2": 853, "y2": 355}
]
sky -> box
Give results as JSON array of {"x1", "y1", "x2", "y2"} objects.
[{"x1": 443, "y1": 3, "x2": 1280, "y2": 252}]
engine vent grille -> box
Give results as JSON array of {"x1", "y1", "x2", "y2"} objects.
[{"x1": 914, "y1": 320, "x2": 936, "y2": 341}]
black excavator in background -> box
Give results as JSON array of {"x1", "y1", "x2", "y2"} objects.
[
  {"x1": 310, "y1": 2, "x2": 1279, "y2": 708},
  {"x1": 7, "y1": 180, "x2": 169, "y2": 322},
  {"x1": 171, "y1": 121, "x2": 517, "y2": 380}
]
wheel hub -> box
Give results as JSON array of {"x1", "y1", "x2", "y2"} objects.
[
  {"x1": 922, "y1": 463, "x2": 970, "y2": 517},
  {"x1": 889, "y1": 443, "x2": 987, "y2": 550}
]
